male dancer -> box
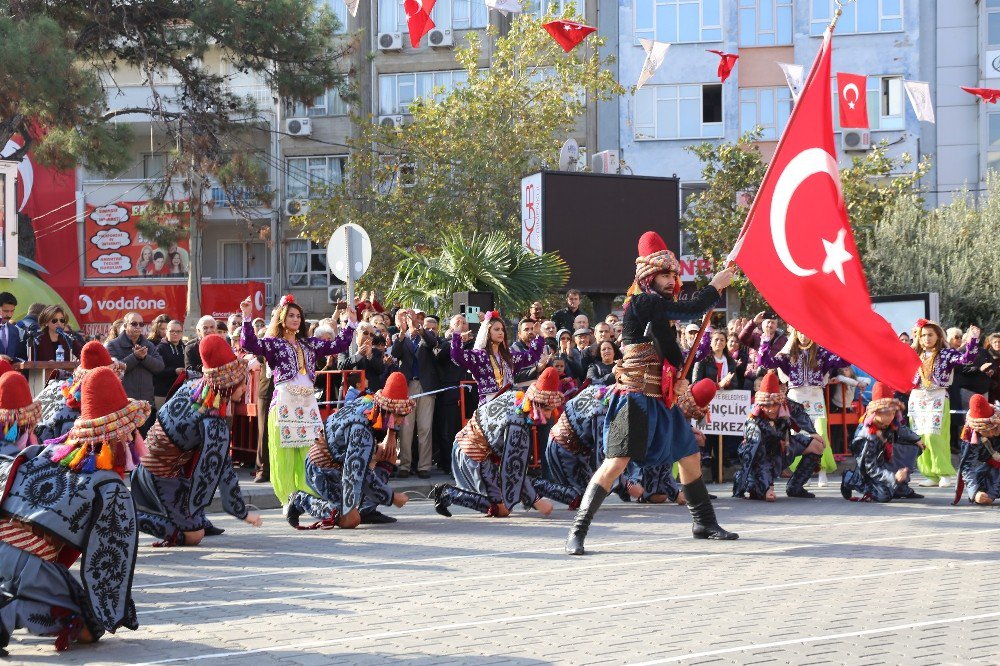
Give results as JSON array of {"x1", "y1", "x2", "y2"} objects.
[
  {"x1": 0, "y1": 372, "x2": 43, "y2": 458},
  {"x1": 36, "y1": 341, "x2": 123, "y2": 442},
  {"x1": 955, "y1": 394, "x2": 1000, "y2": 505}
]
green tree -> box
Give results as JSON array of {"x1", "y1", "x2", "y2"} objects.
[
  {"x1": 865, "y1": 177, "x2": 1000, "y2": 332},
  {"x1": 296, "y1": 11, "x2": 624, "y2": 292},
  {"x1": 387, "y1": 230, "x2": 570, "y2": 320},
  {"x1": 682, "y1": 131, "x2": 930, "y2": 311}
]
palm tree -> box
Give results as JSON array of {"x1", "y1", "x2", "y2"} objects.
[{"x1": 387, "y1": 230, "x2": 569, "y2": 319}]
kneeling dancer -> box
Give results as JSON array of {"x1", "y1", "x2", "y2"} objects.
[
  {"x1": 841, "y1": 382, "x2": 923, "y2": 503},
  {"x1": 566, "y1": 232, "x2": 738, "y2": 556},
  {"x1": 0, "y1": 373, "x2": 42, "y2": 458},
  {"x1": 432, "y1": 368, "x2": 578, "y2": 517},
  {"x1": 0, "y1": 367, "x2": 145, "y2": 652},
  {"x1": 287, "y1": 372, "x2": 413, "y2": 529},
  {"x1": 35, "y1": 341, "x2": 122, "y2": 443},
  {"x1": 545, "y1": 385, "x2": 610, "y2": 495},
  {"x1": 131, "y1": 336, "x2": 262, "y2": 546},
  {"x1": 733, "y1": 370, "x2": 826, "y2": 501},
  {"x1": 955, "y1": 394, "x2": 1000, "y2": 505}
]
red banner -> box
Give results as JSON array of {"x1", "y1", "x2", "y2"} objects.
[
  {"x1": 84, "y1": 200, "x2": 191, "y2": 278},
  {"x1": 201, "y1": 282, "x2": 266, "y2": 320},
  {"x1": 78, "y1": 284, "x2": 187, "y2": 325}
]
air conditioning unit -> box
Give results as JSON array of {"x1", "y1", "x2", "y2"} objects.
[
  {"x1": 591, "y1": 149, "x2": 620, "y2": 174},
  {"x1": 284, "y1": 199, "x2": 310, "y2": 216},
  {"x1": 841, "y1": 129, "x2": 871, "y2": 151},
  {"x1": 379, "y1": 115, "x2": 404, "y2": 129},
  {"x1": 327, "y1": 286, "x2": 346, "y2": 304},
  {"x1": 285, "y1": 117, "x2": 312, "y2": 137},
  {"x1": 428, "y1": 28, "x2": 453, "y2": 48},
  {"x1": 377, "y1": 32, "x2": 403, "y2": 51}
]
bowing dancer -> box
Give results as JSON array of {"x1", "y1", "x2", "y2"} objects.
[
  {"x1": 757, "y1": 324, "x2": 849, "y2": 487},
  {"x1": 566, "y1": 232, "x2": 739, "y2": 556},
  {"x1": 546, "y1": 385, "x2": 611, "y2": 496},
  {"x1": 238, "y1": 295, "x2": 357, "y2": 508},
  {"x1": 286, "y1": 372, "x2": 413, "y2": 529},
  {"x1": 909, "y1": 319, "x2": 979, "y2": 488},
  {"x1": 732, "y1": 371, "x2": 826, "y2": 501},
  {"x1": 431, "y1": 368, "x2": 580, "y2": 517},
  {"x1": 840, "y1": 382, "x2": 924, "y2": 503},
  {"x1": 0, "y1": 372, "x2": 41, "y2": 458},
  {"x1": 35, "y1": 341, "x2": 124, "y2": 443},
  {"x1": 451, "y1": 310, "x2": 547, "y2": 404},
  {"x1": 955, "y1": 394, "x2": 1000, "y2": 505},
  {"x1": 130, "y1": 336, "x2": 263, "y2": 546},
  {"x1": 0, "y1": 367, "x2": 146, "y2": 653}
]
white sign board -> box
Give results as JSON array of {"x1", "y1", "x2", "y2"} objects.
[
  {"x1": 327, "y1": 223, "x2": 372, "y2": 283},
  {"x1": 871, "y1": 293, "x2": 938, "y2": 336},
  {"x1": 699, "y1": 389, "x2": 752, "y2": 436},
  {"x1": 0, "y1": 161, "x2": 16, "y2": 278},
  {"x1": 520, "y1": 172, "x2": 543, "y2": 255}
]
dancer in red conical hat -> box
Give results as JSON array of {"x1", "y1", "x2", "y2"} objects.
[
  {"x1": 955, "y1": 394, "x2": 1000, "y2": 505},
  {"x1": 36, "y1": 340, "x2": 124, "y2": 443}
]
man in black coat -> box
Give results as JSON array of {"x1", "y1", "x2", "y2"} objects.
[
  {"x1": 432, "y1": 314, "x2": 474, "y2": 474},
  {"x1": 154, "y1": 319, "x2": 186, "y2": 409},
  {"x1": 390, "y1": 309, "x2": 441, "y2": 478},
  {"x1": 552, "y1": 289, "x2": 583, "y2": 334}
]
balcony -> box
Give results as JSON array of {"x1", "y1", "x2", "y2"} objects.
[{"x1": 210, "y1": 184, "x2": 274, "y2": 209}]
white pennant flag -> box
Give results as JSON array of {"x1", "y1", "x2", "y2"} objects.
[
  {"x1": 485, "y1": 0, "x2": 523, "y2": 16},
  {"x1": 345, "y1": 0, "x2": 359, "y2": 18},
  {"x1": 636, "y1": 39, "x2": 670, "y2": 91},
  {"x1": 777, "y1": 62, "x2": 805, "y2": 103},
  {"x1": 903, "y1": 80, "x2": 935, "y2": 123}
]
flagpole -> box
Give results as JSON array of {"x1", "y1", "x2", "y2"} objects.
[{"x1": 679, "y1": 0, "x2": 857, "y2": 382}]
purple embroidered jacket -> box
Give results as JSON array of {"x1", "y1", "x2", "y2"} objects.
[
  {"x1": 452, "y1": 333, "x2": 545, "y2": 402},
  {"x1": 911, "y1": 339, "x2": 979, "y2": 389},
  {"x1": 757, "y1": 337, "x2": 850, "y2": 388},
  {"x1": 240, "y1": 321, "x2": 355, "y2": 386}
]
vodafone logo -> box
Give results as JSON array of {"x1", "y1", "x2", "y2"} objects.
[
  {"x1": 79, "y1": 294, "x2": 94, "y2": 315},
  {"x1": 254, "y1": 290, "x2": 264, "y2": 312},
  {"x1": 95, "y1": 296, "x2": 168, "y2": 312}
]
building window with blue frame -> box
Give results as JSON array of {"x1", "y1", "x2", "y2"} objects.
[
  {"x1": 739, "y1": 0, "x2": 792, "y2": 46},
  {"x1": 634, "y1": 0, "x2": 722, "y2": 44},
  {"x1": 739, "y1": 87, "x2": 792, "y2": 140},
  {"x1": 988, "y1": 0, "x2": 1000, "y2": 46},
  {"x1": 988, "y1": 112, "x2": 1000, "y2": 172},
  {"x1": 634, "y1": 83, "x2": 723, "y2": 140},
  {"x1": 378, "y1": 70, "x2": 469, "y2": 116},
  {"x1": 810, "y1": 0, "x2": 902, "y2": 36},
  {"x1": 379, "y1": 0, "x2": 487, "y2": 34},
  {"x1": 832, "y1": 75, "x2": 904, "y2": 131}
]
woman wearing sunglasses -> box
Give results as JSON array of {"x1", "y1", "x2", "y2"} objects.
[{"x1": 31, "y1": 305, "x2": 83, "y2": 362}]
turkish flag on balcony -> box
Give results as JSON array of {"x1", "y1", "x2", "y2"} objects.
[
  {"x1": 837, "y1": 72, "x2": 869, "y2": 128},
  {"x1": 404, "y1": 0, "x2": 436, "y2": 47},
  {"x1": 961, "y1": 86, "x2": 1000, "y2": 104},
  {"x1": 707, "y1": 50, "x2": 739, "y2": 82},
  {"x1": 543, "y1": 20, "x2": 596, "y2": 52},
  {"x1": 729, "y1": 30, "x2": 919, "y2": 393}
]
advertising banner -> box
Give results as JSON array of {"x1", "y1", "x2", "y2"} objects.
[
  {"x1": 77, "y1": 284, "x2": 187, "y2": 325},
  {"x1": 84, "y1": 200, "x2": 191, "y2": 279},
  {"x1": 201, "y1": 282, "x2": 266, "y2": 320}
]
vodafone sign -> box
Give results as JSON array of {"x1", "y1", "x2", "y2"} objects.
[{"x1": 78, "y1": 285, "x2": 186, "y2": 324}]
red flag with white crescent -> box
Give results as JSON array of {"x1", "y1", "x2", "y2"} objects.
[
  {"x1": 729, "y1": 30, "x2": 919, "y2": 392},
  {"x1": 837, "y1": 72, "x2": 869, "y2": 128},
  {"x1": 404, "y1": 0, "x2": 436, "y2": 48}
]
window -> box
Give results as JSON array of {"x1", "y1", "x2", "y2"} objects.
[
  {"x1": 635, "y1": 0, "x2": 722, "y2": 44},
  {"x1": 378, "y1": 70, "x2": 469, "y2": 116},
  {"x1": 287, "y1": 239, "x2": 332, "y2": 287},
  {"x1": 378, "y1": 0, "x2": 486, "y2": 34},
  {"x1": 740, "y1": 87, "x2": 792, "y2": 140},
  {"x1": 988, "y1": 0, "x2": 1000, "y2": 46},
  {"x1": 988, "y1": 112, "x2": 1000, "y2": 173},
  {"x1": 452, "y1": 0, "x2": 489, "y2": 29},
  {"x1": 739, "y1": 0, "x2": 792, "y2": 46},
  {"x1": 286, "y1": 156, "x2": 346, "y2": 199},
  {"x1": 290, "y1": 88, "x2": 349, "y2": 117},
  {"x1": 143, "y1": 154, "x2": 166, "y2": 179},
  {"x1": 221, "y1": 241, "x2": 267, "y2": 280},
  {"x1": 810, "y1": 0, "x2": 902, "y2": 36},
  {"x1": 833, "y1": 76, "x2": 904, "y2": 131},
  {"x1": 527, "y1": 0, "x2": 568, "y2": 18},
  {"x1": 634, "y1": 84, "x2": 723, "y2": 140},
  {"x1": 322, "y1": 0, "x2": 350, "y2": 34}
]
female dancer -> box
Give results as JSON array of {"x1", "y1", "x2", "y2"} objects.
[
  {"x1": 757, "y1": 324, "x2": 849, "y2": 486},
  {"x1": 566, "y1": 231, "x2": 737, "y2": 556},
  {"x1": 451, "y1": 310, "x2": 546, "y2": 404},
  {"x1": 239, "y1": 295, "x2": 356, "y2": 506},
  {"x1": 909, "y1": 319, "x2": 979, "y2": 487}
]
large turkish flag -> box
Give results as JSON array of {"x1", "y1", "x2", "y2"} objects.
[
  {"x1": 729, "y1": 30, "x2": 919, "y2": 392},
  {"x1": 404, "y1": 0, "x2": 436, "y2": 47}
]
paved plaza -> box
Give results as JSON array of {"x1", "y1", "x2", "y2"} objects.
[{"x1": 6, "y1": 483, "x2": 999, "y2": 665}]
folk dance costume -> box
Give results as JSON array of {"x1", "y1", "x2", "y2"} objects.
[
  {"x1": 757, "y1": 333, "x2": 849, "y2": 483},
  {"x1": 731, "y1": 371, "x2": 820, "y2": 500},
  {"x1": 0, "y1": 367, "x2": 147, "y2": 652},
  {"x1": 545, "y1": 385, "x2": 610, "y2": 495},
  {"x1": 240, "y1": 295, "x2": 356, "y2": 505},
  {"x1": 955, "y1": 394, "x2": 1000, "y2": 505},
  {"x1": 432, "y1": 368, "x2": 579, "y2": 517},
  {"x1": 909, "y1": 319, "x2": 978, "y2": 486},
  {"x1": 130, "y1": 336, "x2": 255, "y2": 546},
  {"x1": 0, "y1": 373, "x2": 41, "y2": 459},
  {"x1": 286, "y1": 372, "x2": 414, "y2": 529},
  {"x1": 35, "y1": 342, "x2": 123, "y2": 445},
  {"x1": 450, "y1": 310, "x2": 545, "y2": 404},
  {"x1": 566, "y1": 232, "x2": 738, "y2": 556},
  {"x1": 841, "y1": 382, "x2": 923, "y2": 503}
]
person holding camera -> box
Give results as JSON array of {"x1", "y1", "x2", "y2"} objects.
[
  {"x1": 105, "y1": 312, "x2": 163, "y2": 435},
  {"x1": 390, "y1": 308, "x2": 441, "y2": 479}
]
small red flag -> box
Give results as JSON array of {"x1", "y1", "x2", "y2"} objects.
[
  {"x1": 730, "y1": 32, "x2": 919, "y2": 393},
  {"x1": 404, "y1": 0, "x2": 436, "y2": 48},
  {"x1": 961, "y1": 86, "x2": 1000, "y2": 104},
  {"x1": 836, "y1": 72, "x2": 868, "y2": 128},
  {"x1": 542, "y1": 20, "x2": 596, "y2": 52},
  {"x1": 707, "y1": 50, "x2": 739, "y2": 82}
]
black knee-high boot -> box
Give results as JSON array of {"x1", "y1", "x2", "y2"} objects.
[
  {"x1": 431, "y1": 484, "x2": 491, "y2": 516},
  {"x1": 565, "y1": 482, "x2": 609, "y2": 555},
  {"x1": 787, "y1": 453, "x2": 821, "y2": 498},
  {"x1": 683, "y1": 478, "x2": 738, "y2": 540},
  {"x1": 532, "y1": 478, "x2": 582, "y2": 508}
]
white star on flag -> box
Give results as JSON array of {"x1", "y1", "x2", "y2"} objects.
[
  {"x1": 485, "y1": 0, "x2": 522, "y2": 16},
  {"x1": 821, "y1": 228, "x2": 853, "y2": 285},
  {"x1": 636, "y1": 39, "x2": 670, "y2": 91},
  {"x1": 345, "y1": 0, "x2": 359, "y2": 17},
  {"x1": 903, "y1": 80, "x2": 935, "y2": 123}
]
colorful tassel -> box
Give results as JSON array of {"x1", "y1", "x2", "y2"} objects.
[
  {"x1": 67, "y1": 444, "x2": 88, "y2": 470},
  {"x1": 97, "y1": 442, "x2": 114, "y2": 470},
  {"x1": 3, "y1": 422, "x2": 16, "y2": 442},
  {"x1": 80, "y1": 451, "x2": 97, "y2": 473},
  {"x1": 52, "y1": 442, "x2": 76, "y2": 464}
]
